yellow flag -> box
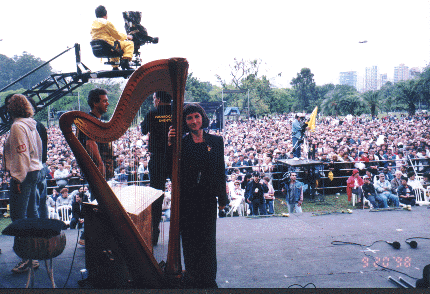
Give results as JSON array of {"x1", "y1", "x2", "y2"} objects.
[{"x1": 308, "y1": 106, "x2": 318, "y2": 132}]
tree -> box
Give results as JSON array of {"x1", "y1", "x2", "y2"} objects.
[
  {"x1": 361, "y1": 91, "x2": 379, "y2": 117},
  {"x1": 0, "y1": 52, "x2": 53, "y2": 91},
  {"x1": 217, "y1": 58, "x2": 277, "y2": 116},
  {"x1": 290, "y1": 68, "x2": 318, "y2": 112},
  {"x1": 320, "y1": 85, "x2": 364, "y2": 116},
  {"x1": 216, "y1": 58, "x2": 262, "y2": 90},
  {"x1": 378, "y1": 81, "x2": 396, "y2": 113},
  {"x1": 271, "y1": 88, "x2": 295, "y2": 113},
  {"x1": 395, "y1": 80, "x2": 420, "y2": 116},
  {"x1": 316, "y1": 83, "x2": 335, "y2": 103},
  {"x1": 185, "y1": 73, "x2": 212, "y2": 102}
]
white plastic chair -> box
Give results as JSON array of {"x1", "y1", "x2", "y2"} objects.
[
  {"x1": 226, "y1": 197, "x2": 245, "y2": 217},
  {"x1": 351, "y1": 193, "x2": 358, "y2": 207},
  {"x1": 48, "y1": 207, "x2": 59, "y2": 220},
  {"x1": 414, "y1": 187, "x2": 430, "y2": 206},
  {"x1": 56, "y1": 205, "x2": 72, "y2": 225}
]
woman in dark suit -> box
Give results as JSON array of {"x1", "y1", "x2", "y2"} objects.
[{"x1": 169, "y1": 103, "x2": 228, "y2": 288}]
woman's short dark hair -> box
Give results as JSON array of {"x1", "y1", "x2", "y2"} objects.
[
  {"x1": 87, "y1": 88, "x2": 107, "y2": 109},
  {"x1": 95, "y1": 5, "x2": 107, "y2": 18},
  {"x1": 183, "y1": 103, "x2": 209, "y2": 132}
]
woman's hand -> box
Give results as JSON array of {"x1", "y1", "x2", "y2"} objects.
[{"x1": 168, "y1": 126, "x2": 176, "y2": 146}]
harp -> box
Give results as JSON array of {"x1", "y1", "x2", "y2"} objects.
[{"x1": 59, "y1": 58, "x2": 188, "y2": 288}]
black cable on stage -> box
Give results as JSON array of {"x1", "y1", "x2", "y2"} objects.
[
  {"x1": 331, "y1": 239, "x2": 388, "y2": 247},
  {"x1": 62, "y1": 227, "x2": 82, "y2": 288},
  {"x1": 287, "y1": 282, "x2": 317, "y2": 288},
  {"x1": 405, "y1": 237, "x2": 430, "y2": 242}
]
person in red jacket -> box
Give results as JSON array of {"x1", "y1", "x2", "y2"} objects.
[{"x1": 347, "y1": 169, "x2": 364, "y2": 204}]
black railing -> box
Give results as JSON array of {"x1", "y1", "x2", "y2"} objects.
[{"x1": 0, "y1": 158, "x2": 428, "y2": 204}]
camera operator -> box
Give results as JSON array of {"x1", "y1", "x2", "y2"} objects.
[{"x1": 291, "y1": 113, "x2": 307, "y2": 159}]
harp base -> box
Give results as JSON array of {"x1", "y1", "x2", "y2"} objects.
[{"x1": 82, "y1": 203, "x2": 136, "y2": 288}]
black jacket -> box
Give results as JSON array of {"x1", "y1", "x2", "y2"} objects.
[
  {"x1": 246, "y1": 180, "x2": 265, "y2": 203},
  {"x1": 140, "y1": 105, "x2": 172, "y2": 155},
  {"x1": 180, "y1": 131, "x2": 228, "y2": 208}
]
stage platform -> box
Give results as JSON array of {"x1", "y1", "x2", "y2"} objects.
[
  {"x1": 277, "y1": 158, "x2": 322, "y2": 167},
  {"x1": 0, "y1": 206, "x2": 429, "y2": 289}
]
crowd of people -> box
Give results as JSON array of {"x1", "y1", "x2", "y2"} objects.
[
  {"x1": 2, "y1": 111, "x2": 429, "y2": 215},
  {"x1": 2, "y1": 89, "x2": 430, "y2": 287}
]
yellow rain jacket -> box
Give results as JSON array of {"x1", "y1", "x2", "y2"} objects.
[{"x1": 91, "y1": 18, "x2": 134, "y2": 59}]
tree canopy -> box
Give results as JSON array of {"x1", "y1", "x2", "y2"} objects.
[
  {"x1": 1, "y1": 51, "x2": 430, "y2": 120},
  {"x1": 0, "y1": 52, "x2": 53, "y2": 91}
]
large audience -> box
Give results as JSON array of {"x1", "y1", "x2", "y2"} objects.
[{"x1": 1, "y1": 112, "x2": 430, "y2": 213}]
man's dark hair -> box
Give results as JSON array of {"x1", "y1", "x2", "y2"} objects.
[
  {"x1": 155, "y1": 91, "x2": 172, "y2": 104},
  {"x1": 4, "y1": 94, "x2": 14, "y2": 106},
  {"x1": 95, "y1": 5, "x2": 107, "y2": 18},
  {"x1": 88, "y1": 88, "x2": 108, "y2": 109},
  {"x1": 26, "y1": 96, "x2": 38, "y2": 112},
  {"x1": 244, "y1": 173, "x2": 252, "y2": 181},
  {"x1": 407, "y1": 171, "x2": 415, "y2": 179}
]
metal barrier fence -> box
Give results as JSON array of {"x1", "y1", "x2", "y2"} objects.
[
  {"x1": 0, "y1": 157, "x2": 428, "y2": 206},
  {"x1": 225, "y1": 158, "x2": 429, "y2": 197}
]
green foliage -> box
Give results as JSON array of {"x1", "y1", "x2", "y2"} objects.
[
  {"x1": 320, "y1": 84, "x2": 364, "y2": 116},
  {"x1": 3, "y1": 49, "x2": 430, "y2": 120},
  {"x1": 395, "y1": 80, "x2": 420, "y2": 116},
  {"x1": 271, "y1": 88, "x2": 295, "y2": 113},
  {"x1": 362, "y1": 91, "x2": 380, "y2": 117},
  {"x1": 217, "y1": 58, "x2": 294, "y2": 117},
  {"x1": 185, "y1": 73, "x2": 212, "y2": 102},
  {"x1": 0, "y1": 52, "x2": 53, "y2": 91},
  {"x1": 290, "y1": 68, "x2": 318, "y2": 112}
]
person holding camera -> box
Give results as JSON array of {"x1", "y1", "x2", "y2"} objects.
[{"x1": 291, "y1": 114, "x2": 307, "y2": 159}]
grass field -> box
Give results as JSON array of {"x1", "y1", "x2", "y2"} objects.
[
  {"x1": 0, "y1": 215, "x2": 12, "y2": 233},
  {"x1": 274, "y1": 193, "x2": 356, "y2": 214}
]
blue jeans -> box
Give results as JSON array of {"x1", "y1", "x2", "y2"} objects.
[
  {"x1": 252, "y1": 200, "x2": 267, "y2": 215},
  {"x1": 367, "y1": 194, "x2": 387, "y2": 208},
  {"x1": 292, "y1": 137, "x2": 301, "y2": 158},
  {"x1": 400, "y1": 197, "x2": 416, "y2": 206},
  {"x1": 163, "y1": 209, "x2": 171, "y2": 221},
  {"x1": 379, "y1": 192, "x2": 399, "y2": 207},
  {"x1": 70, "y1": 218, "x2": 84, "y2": 229},
  {"x1": 266, "y1": 199, "x2": 274, "y2": 214},
  {"x1": 286, "y1": 202, "x2": 303, "y2": 213},
  {"x1": 10, "y1": 170, "x2": 40, "y2": 222},
  {"x1": 37, "y1": 164, "x2": 49, "y2": 218}
]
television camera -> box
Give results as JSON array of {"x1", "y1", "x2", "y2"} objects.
[{"x1": 90, "y1": 11, "x2": 159, "y2": 70}]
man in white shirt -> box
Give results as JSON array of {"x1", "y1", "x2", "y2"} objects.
[
  {"x1": 375, "y1": 173, "x2": 399, "y2": 207},
  {"x1": 407, "y1": 171, "x2": 423, "y2": 190},
  {"x1": 54, "y1": 162, "x2": 70, "y2": 188}
]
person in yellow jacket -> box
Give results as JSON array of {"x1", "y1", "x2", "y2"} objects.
[{"x1": 91, "y1": 5, "x2": 134, "y2": 70}]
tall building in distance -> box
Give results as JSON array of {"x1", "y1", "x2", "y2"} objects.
[
  {"x1": 339, "y1": 71, "x2": 358, "y2": 89},
  {"x1": 379, "y1": 73, "x2": 388, "y2": 88},
  {"x1": 365, "y1": 66, "x2": 378, "y2": 91},
  {"x1": 394, "y1": 64, "x2": 410, "y2": 83}
]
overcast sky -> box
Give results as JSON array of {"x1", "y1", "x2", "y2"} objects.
[{"x1": 1, "y1": 0, "x2": 429, "y2": 88}]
